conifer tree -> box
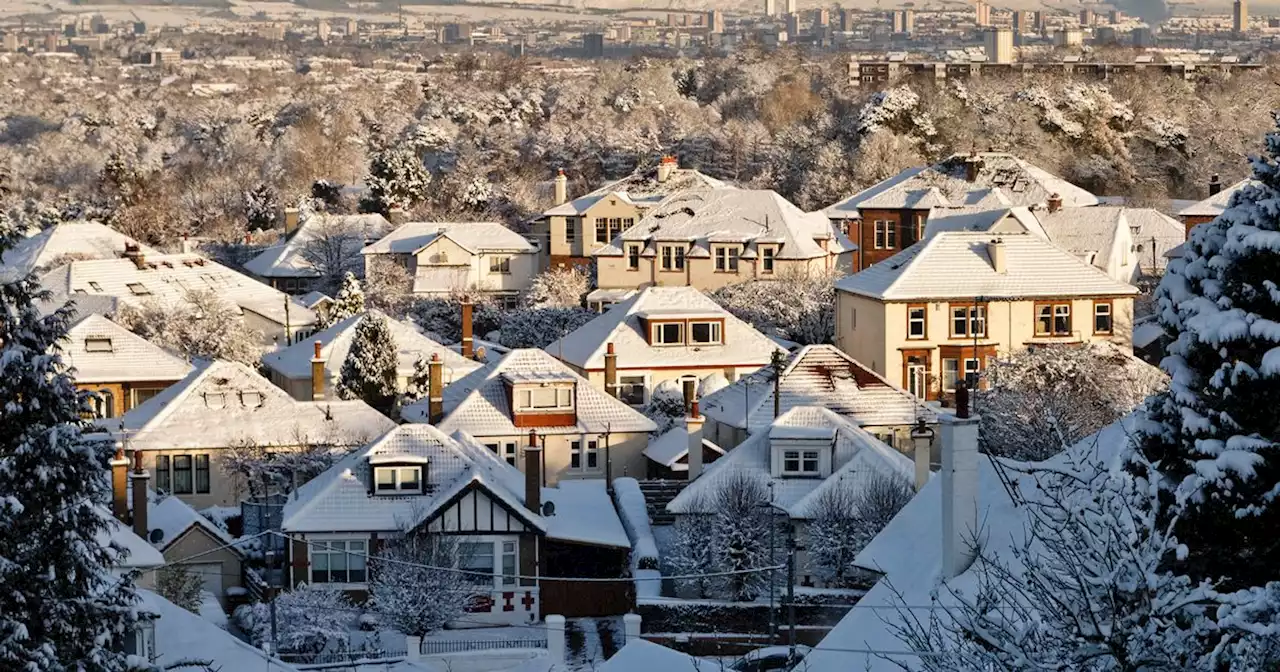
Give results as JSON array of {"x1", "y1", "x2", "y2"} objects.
[
  {"x1": 320, "y1": 272, "x2": 365, "y2": 329},
  {"x1": 336, "y1": 314, "x2": 399, "y2": 414},
  {"x1": 1141, "y1": 116, "x2": 1280, "y2": 590},
  {"x1": 0, "y1": 217, "x2": 140, "y2": 669}
]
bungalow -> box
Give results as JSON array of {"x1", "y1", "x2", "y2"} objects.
[
  {"x1": 243, "y1": 213, "x2": 393, "y2": 294},
  {"x1": 64, "y1": 314, "x2": 192, "y2": 420},
  {"x1": 281, "y1": 424, "x2": 633, "y2": 622}
]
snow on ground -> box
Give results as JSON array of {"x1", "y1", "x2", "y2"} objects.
[
  {"x1": 199, "y1": 591, "x2": 228, "y2": 630},
  {"x1": 567, "y1": 618, "x2": 604, "y2": 671}
]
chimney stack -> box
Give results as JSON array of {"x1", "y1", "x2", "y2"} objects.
[
  {"x1": 130, "y1": 450, "x2": 150, "y2": 541},
  {"x1": 604, "y1": 343, "x2": 619, "y2": 399},
  {"x1": 461, "y1": 301, "x2": 474, "y2": 360},
  {"x1": 987, "y1": 238, "x2": 1007, "y2": 274},
  {"x1": 123, "y1": 242, "x2": 146, "y2": 270},
  {"x1": 1047, "y1": 193, "x2": 1063, "y2": 213},
  {"x1": 941, "y1": 381, "x2": 979, "y2": 579},
  {"x1": 428, "y1": 353, "x2": 444, "y2": 424},
  {"x1": 111, "y1": 443, "x2": 130, "y2": 523},
  {"x1": 524, "y1": 430, "x2": 542, "y2": 513},
  {"x1": 910, "y1": 419, "x2": 933, "y2": 492},
  {"x1": 553, "y1": 168, "x2": 568, "y2": 206},
  {"x1": 964, "y1": 151, "x2": 982, "y2": 183},
  {"x1": 283, "y1": 207, "x2": 301, "y2": 237},
  {"x1": 657, "y1": 155, "x2": 678, "y2": 183},
  {"x1": 681, "y1": 378, "x2": 696, "y2": 415},
  {"x1": 686, "y1": 400, "x2": 704, "y2": 480},
  {"x1": 1209, "y1": 174, "x2": 1223, "y2": 197},
  {"x1": 310, "y1": 340, "x2": 325, "y2": 401}
]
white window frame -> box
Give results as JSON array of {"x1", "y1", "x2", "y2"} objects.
[
  {"x1": 618, "y1": 374, "x2": 648, "y2": 406},
  {"x1": 652, "y1": 322, "x2": 684, "y2": 345},
  {"x1": 761, "y1": 246, "x2": 776, "y2": 274},
  {"x1": 907, "y1": 306, "x2": 926, "y2": 340},
  {"x1": 489, "y1": 256, "x2": 511, "y2": 275},
  {"x1": 454, "y1": 536, "x2": 519, "y2": 590},
  {"x1": 626, "y1": 244, "x2": 641, "y2": 270},
  {"x1": 660, "y1": 245, "x2": 685, "y2": 271},
  {"x1": 714, "y1": 246, "x2": 740, "y2": 272},
  {"x1": 515, "y1": 386, "x2": 574, "y2": 412},
  {"x1": 84, "y1": 337, "x2": 114, "y2": 353},
  {"x1": 1094, "y1": 301, "x2": 1113, "y2": 334},
  {"x1": 689, "y1": 321, "x2": 722, "y2": 345},
  {"x1": 374, "y1": 466, "x2": 423, "y2": 494},
  {"x1": 781, "y1": 449, "x2": 821, "y2": 476},
  {"x1": 309, "y1": 537, "x2": 369, "y2": 586}
]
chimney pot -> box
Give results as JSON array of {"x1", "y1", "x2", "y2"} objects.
[
  {"x1": 1209, "y1": 174, "x2": 1223, "y2": 197},
  {"x1": 428, "y1": 354, "x2": 444, "y2": 424},
  {"x1": 553, "y1": 169, "x2": 568, "y2": 206},
  {"x1": 986, "y1": 238, "x2": 1007, "y2": 274},
  {"x1": 604, "y1": 342, "x2": 619, "y2": 399},
  {"x1": 1047, "y1": 193, "x2": 1063, "y2": 213},
  {"x1": 110, "y1": 443, "x2": 129, "y2": 523}
]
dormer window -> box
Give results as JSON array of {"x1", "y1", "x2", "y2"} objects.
[
  {"x1": 375, "y1": 466, "x2": 423, "y2": 494},
  {"x1": 689, "y1": 321, "x2": 722, "y2": 345},
  {"x1": 84, "y1": 337, "x2": 114, "y2": 353},
  {"x1": 503, "y1": 372, "x2": 579, "y2": 428},
  {"x1": 770, "y1": 425, "x2": 835, "y2": 479},
  {"x1": 516, "y1": 386, "x2": 573, "y2": 412},
  {"x1": 652, "y1": 322, "x2": 683, "y2": 345}
]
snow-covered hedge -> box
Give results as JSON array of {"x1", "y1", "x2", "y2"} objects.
[{"x1": 612, "y1": 477, "x2": 659, "y2": 571}]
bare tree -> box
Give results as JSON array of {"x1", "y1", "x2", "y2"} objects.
[
  {"x1": 299, "y1": 216, "x2": 369, "y2": 296},
  {"x1": 807, "y1": 473, "x2": 914, "y2": 588},
  {"x1": 155, "y1": 565, "x2": 205, "y2": 615},
  {"x1": 369, "y1": 534, "x2": 474, "y2": 637}
]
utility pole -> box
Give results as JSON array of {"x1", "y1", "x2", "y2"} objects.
[
  {"x1": 266, "y1": 547, "x2": 278, "y2": 656},
  {"x1": 766, "y1": 482, "x2": 777, "y2": 644},
  {"x1": 786, "y1": 522, "x2": 797, "y2": 663},
  {"x1": 283, "y1": 295, "x2": 293, "y2": 346}
]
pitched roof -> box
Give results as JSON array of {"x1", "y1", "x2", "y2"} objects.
[
  {"x1": 0, "y1": 221, "x2": 154, "y2": 278},
  {"x1": 824, "y1": 153, "x2": 1098, "y2": 218},
  {"x1": 603, "y1": 189, "x2": 854, "y2": 261},
  {"x1": 922, "y1": 206, "x2": 1047, "y2": 240},
  {"x1": 700, "y1": 345, "x2": 935, "y2": 431},
  {"x1": 362, "y1": 222, "x2": 535, "y2": 256},
  {"x1": 63, "y1": 314, "x2": 192, "y2": 384},
  {"x1": 667, "y1": 407, "x2": 914, "y2": 519},
  {"x1": 261, "y1": 310, "x2": 481, "y2": 384},
  {"x1": 125, "y1": 486, "x2": 241, "y2": 554},
  {"x1": 137, "y1": 590, "x2": 301, "y2": 672},
  {"x1": 544, "y1": 286, "x2": 780, "y2": 371},
  {"x1": 1124, "y1": 208, "x2": 1187, "y2": 272},
  {"x1": 401, "y1": 348, "x2": 657, "y2": 436},
  {"x1": 243, "y1": 213, "x2": 392, "y2": 279},
  {"x1": 544, "y1": 164, "x2": 728, "y2": 217},
  {"x1": 39, "y1": 254, "x2": 316, "y2": 328},
  {"x1": 1176, "y1": 178, "x2": 1255, "y2": 218},
  {"x1": 1037, "y1": 206, "x2": 1127, "y2": 265},
  {"x1": 97, "y1": 510, "x2": 166, "y2": 570},
  {"x1": 113, "y1": 360, "x2": 396, "y2": 451},
  {"x1": 643, "y1": 422, "x2": 725, "y2": 469},
  {"x1": 834, "y1": 232, "x2": 1138, "y2": 301}
]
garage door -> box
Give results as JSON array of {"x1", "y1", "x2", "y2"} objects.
[{"x1": 188, "y1": 562, "x2": 223, "y2": 601}]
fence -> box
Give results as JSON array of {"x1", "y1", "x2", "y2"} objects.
[
  {"x1": 419, "y1": 638, "x2": 548, "y2": 655},
  {"x1": 277, "y1": 648, "x2": 407, "y2": 670}
]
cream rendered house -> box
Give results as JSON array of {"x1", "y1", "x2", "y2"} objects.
[
  {"x1": 834, "y1": 231, "x2": 1138, "y2": 403},
  {"x1": 361, "y1": 222, "x2": 538, "y2": 308},
  {"x1": 401, "y1": 348, "x2": 657, "y2": 486},
  {"x1": 594, "y1": 188, "x2": 855, "y2": 295},
  {"x1": 544, "y1": 286, "x2": 781, "y2": 407}
]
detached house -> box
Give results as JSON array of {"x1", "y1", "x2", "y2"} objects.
[
  {"x1": 261, "y1": 310, "x2": 482, "y2": 401},
  {"x1": 535, "y1": 157, "x2": 727, "y2": 271},
  {"x1": 243, "y1": 213, "x2": 393, "y2": 294},
  {"x1": 593, "y1": 188, "x2": 854, "y2": 297},
  {"x1": 401, "y1": 348, "x2": 657, "y2": 485},
  {"x1": 667, "y1": 406, "x2": 914, "y2": 589},
  {"x1": 1, "y1": 221, "x2": 156, "y2": 278},
  {"x1": 110, "y1": 360, "x2": 396, "y2": 509},
  {"x1": 361, "y1": 222, "x2": 537, "y2": 308},
  {"x1": 1177, "y1": 174, "x2": 1254, "y2": 237},
  {"x1": 65, "y1": 314, "x2": 192, "y2": 420},
  {"x1": 834, "y1": 232, "x2": 1138, "y2": 403},
  {"x1": 824, "y1": 152, "x2": 1099, "y2": 270},
  {"x1": 281, "y1": 424, "x2": 633, "y2": 622},
  {"x1": 544, "y1": 286, "x2": 781, "y2": 407}
]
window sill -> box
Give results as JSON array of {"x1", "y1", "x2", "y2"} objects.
[{"x1": 905, "y1": 336, "x2": 927, "y2": 341}]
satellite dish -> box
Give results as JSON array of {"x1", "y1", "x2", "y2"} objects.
[
  {"x1": 541, "y1": 500, "x2": 556, "y2": 517},
  {"x1": 148, "y1": 528, "x2": 165, "y2": 544}
]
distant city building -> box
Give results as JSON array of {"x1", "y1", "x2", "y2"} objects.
[
  {"x1": 765, "y1": 0, "x2": 777, "y2": 17},
  {"x1": 584, "y1": 32, "x2": 605, "y2": 57},
  {"x1": 785, "y1": 12, "x2": 801, "y2": 37},
  {"x1": 1109, "y1": 9, "x2": 1123, "y2": 24},
  {"x1": 1, "y1": 32, "x2": 18, "y2": 51},
  {"x1": 891, "y1": 10, "x2": 915, "y2": 35},
  {"x1": 815, "y1": 8, "x2": 830, "y2": 29},
  {"x1": 317, "y1": 20, "x2": 331, "y2": 42},
  {"x1": 984, "y1": 26, "x2": 1014, "y2": 63},
  {"x1": 975, "y1": 0, "x2": 991, "y2": 27},
  {"x1": 785, "y1": 0, "x2": 798, "y2": 16},
  {"x1": 443, "y1": 22, "x2": 471, "y2": 44},
  {"x1": 1095, "y1": 26, "x2": 1118, "y2": 44},
  {"x1": 1234, "y1": 0, "x2": 1249, "y2": 34},
  {"x1": 91, "y1": 15, "x2": 110, "y2": 34},
  {"x1": 1080, "y1": 9, "x2": 1095, "y2": 26},
  {"x1": 1056, "y1": 26, "x2": 1084, "y2": 47},
  {"x1": 708, "y1": 9, "x2": 725, "y2": 34},
  {"x1": 615, "y1": 24, "x2": 632, "y2": 41},
  {"x1": 840, "y1": 8, "x2": 855, "y2": 32},
  {"x1": 1012, "y1": 10, "x2": 1034, "y2": 34},
  {"x1": 132, "y1": 21, "x2": 147, "y2": 35},
  {"x1": 345, "y1": 19, "x2": 358, "y2": 36},
  {"x1": 1133, "y1": 26, "x2": 1155, "y2": 48},
  {"x1": 258, "y1": 23, "x2": 285, "y2": 41},
  {"x1": 44, "y1": 33, "x2": 58, "y2": 52}
]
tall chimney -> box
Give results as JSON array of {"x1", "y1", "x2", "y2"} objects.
[
  {"x1": 461, "y1": 301, "x2": 474, "y2": 360},
  {"x1": 910, "y1": 420, "x2": 933, "y2": 492},
  {"x1": 657, "y1": 155, "x2": 678, "y2": 183},
  {"x1": 940, "y1": 381, "x2": 979, "y2": 579},
  {"x1": 681, "y1": 378, "x2": 696, "y2": 415},
  {"x1": 524, "y1": 429, "x2": 542, "y2": 513},
  {"x1": 283, "y1": 207, "x2": 301, "y2": 237},
  {"x1": 964, "y1": 151, "x2": 982, "y2": 182},
  {"x1": 310, "y1": 340, "x2": 325, "y2": 401},
  {"x1": 1047, "y1": 193, "x2": 1063, "y2": 213},
  {"x1": 686, "y1": 400, "x2": 704, "y2": 480},
  {"x1": 1209, "y1": 174, "x2": 1223, "y2": 197},
  {"x1": 987, "y1": 238, "x2": 1007, "y2": 274},
  {"x1": 553, "y1": 169, "x2": 568, "y2": 206},
  {"x1": 123, "y1": 242, "x2": 146, "y2": 270},
  {"x1": 111, "y1": 443, "x2": 130, "y2": 523},
  {"x1": 428, "y1": 353, "x2": 444, "y2": 424},
  {"x1": 130, "y1": 450, "x2": 150, "y2": 541},
  {"x1": 604, "y1": 343, "x2": 619, "y2": 398}
]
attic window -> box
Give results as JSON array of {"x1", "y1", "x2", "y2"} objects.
[
  {"x1": 126, "y1": 282, "x2": 151, "y2": 296},
  {"x1": 375, "y1": 466, "x2": 423, "y2": 494},
  {"x1": 690, "y1": 321, "x2": 722, "y2": 345},
  {"x1": 84, "y1": 337, "x2": 114, "y2": 353},
  {"x1": 88, "y1": 281, "x2": 102, "y2": 292},
  {"x1": 240, "y1": 391, "x2": 263, "y2": 408},
  {"x1": 204, "y1": 392, "x2": 226, "y2": 409}
]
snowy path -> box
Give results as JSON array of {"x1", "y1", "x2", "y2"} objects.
[{"x1": 567, "y1": 618, "x2": 604, "y2": 670}]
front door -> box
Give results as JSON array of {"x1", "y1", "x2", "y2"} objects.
[{"x1": 907, "y1": 362, "x2": 928, "y2": 400}]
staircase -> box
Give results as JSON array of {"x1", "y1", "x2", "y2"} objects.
[{"x1": 636, "y1": 479, "x2": 689, "y2": 527}]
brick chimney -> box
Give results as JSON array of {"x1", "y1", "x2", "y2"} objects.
[
  {"x1": 123, "y1": 242, "x2": 146, "y2": 269},
  {"x1": 524, "y1": 429, "x2": 542, "y2": 513},
  {"x1": 657, "y1": 155, "x2": 678, "y2": 183},
  {"x1": 941, "y1": 381, "x2": 979, "y2": 580},
  {"x1": 283, "y1": 207, "x2": 301, "y2": 237},
  {"x1": 964, "y1": 151, "x2": 983, "y2": 182},
  {"x1": 553, "y1": 168, "x2": 568, "y2": 206},
  {"x1": 428, "y1": 353, "x2": 444, "y2": 424},
  {"x1": 110, "y1": 443, "x2": 129, "y2": 523},
  {"x1": 604, "y1": 343, "x2": 618, "y2": 398},
  {"x1": 461, "y1": 300, "x2": 474, "y2": 360},
  {"x1": 686, "y1": 400, "x2": 704, "y2": 480},
  {"x1": 1209, "y1": 173, "x2": 1222, "y2": 197},
  {"x1": 130, "y1": 450, "x2": 150, "y2": 541},
  {"x1": 310, "y1": 340, "x2": 325, "y2": 401},
  {"x1": 1046, "y1": 193, "x2": 1063, "y2": 213},
  {"x1": 986, "y1": 238, "x2": 1007, "y2": 274}
]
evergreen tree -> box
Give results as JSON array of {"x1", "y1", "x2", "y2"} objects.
[
  {"x1": 336, "y1": 314, "x2": 399, "y2": 414},
  {"x1": 1140, "y1": 117, "x2": 1280, "y2": 590},
  {"x1": 320, "y1": 272, "x2": 365, "y2": 329},
  {"x1": 404, "y1": 356, "x2": 431, "y2": 404},
  {"x1": 0, "y1": 218, "x2": 140, "y2": 669},
  {"x1": 360, "y1": 146, "x2": 431, "y2": 215},
  {"x1": 244, "y1": 183, "x2": 278, "y2": 231}
]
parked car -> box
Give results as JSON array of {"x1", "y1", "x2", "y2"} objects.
[{"x1": 729, "y1": 645, "x2": 811, "y2": 672}]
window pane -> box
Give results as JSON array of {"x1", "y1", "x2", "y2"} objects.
[
  {"x1": 399, "y1": 468, "x2": 420, "y2": 491},
  {"x1": 557, "y1": 388, "x2": 571, "y2": 407},
  {"x1": 156, "y1": 456, "x2": 170, "y2": 492},
  {"x1": 1037, "y1": 306, "x2": 1053, "y2": 335},
  {"x1": 313, "y1": 553, "x2": 329, "y2": 571},
  {"x1": 570, "y1": 442, "x2": 581, "y2": 469},
  {"x1": 173, "y1": 456, "x2": 193, "y2": 494},
  {"x1": 943, "y1": 359, "x2": 959, "y2": 391},
  {"x1": 952, "y1": 309, "x2": 967, "y2": 336},
  {"x1": 195, "y1": 455, "x2": 210, "y2": 494},
  {"x1": 376, "y1": 469, "x2": 396, "y2": 490}
]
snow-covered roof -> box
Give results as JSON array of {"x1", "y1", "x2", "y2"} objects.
[
  {"x1": 667, "y1": 407, "x2": 914, "y2": 520},
  {"x1": 598, "y1": 639, "x2": 715, "y2": 672},
  {"x1": 1176, "y1": 178, "x2": 1256, "y2": 218},
  {"x1": 544, "y1": 286, "x2": 780, "y2": 372},
  {"x1": 603, "y1": 189, "x2": 855, "y2": 261},
  {"x1": 834, "y1": 232, "x2": 1138, "y2": 301},
  {"x1": 243, "y1": 213, "x2": 392, "y2": 279},
  {"x1": 824, "y1": 153, "x2": 1099, "y2": 219},
  {"x1": 298, "y1": 290, "x2": 333, "y2": 309},
  {"x1": 1124, "y1": 208, "x2": 1187, "y2": 271},
  {"x1": 402, "y1": 349, "x2": 658, "y2": 436},
  {"x1": 98, "y1": 510, "x2": 166, "y2": 570},
  {"x1": 803, "y1": 417, "x2": 1140, "y2": 672},
  {"x1": 922, "y1": 206, "x2": 1047, "y2": 240},
  {"x1": 411, "y1": 266, "x2": 471, "y2": 295},
  {"x1": 1037, "y1": 206, "x2": 1127, "y2": 267},
  {"x1": 643, "y1": 422, "x2": 726, "y2": 469},
  {"x1": 63, "y1": 314, "x2": 192, "y2": 384},
  {"x1": 261, "y1": 310, "x2": 481, "y2": 384},
  {"x1": 112, "y1": 360, "x2": 396, "y2": 451},
  {"x1": 137, "y1": 590, "x2": 302, "y2": 672},
  {"x1": 39, "y1": 254, "x2": 317, "y2": 328},
  {"x1": 0, "y1": 221, "x2": 154, "y2": 278},
  {"x1": 543, "y1": 163, "x2": 728, "y2": 217},
  {"x1": 701, "y1": 345, "x2": 934, "y2": 431},
  {"x1": 363, "y1": 221, "x2": 535, "y2": 256},
  {"x1": 126, "y1": 486, "x2": 240, "y2": 553}
]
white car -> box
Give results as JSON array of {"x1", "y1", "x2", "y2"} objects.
[{"x1": 729, "y1": 645, "x2": 812, "y2": 672}]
